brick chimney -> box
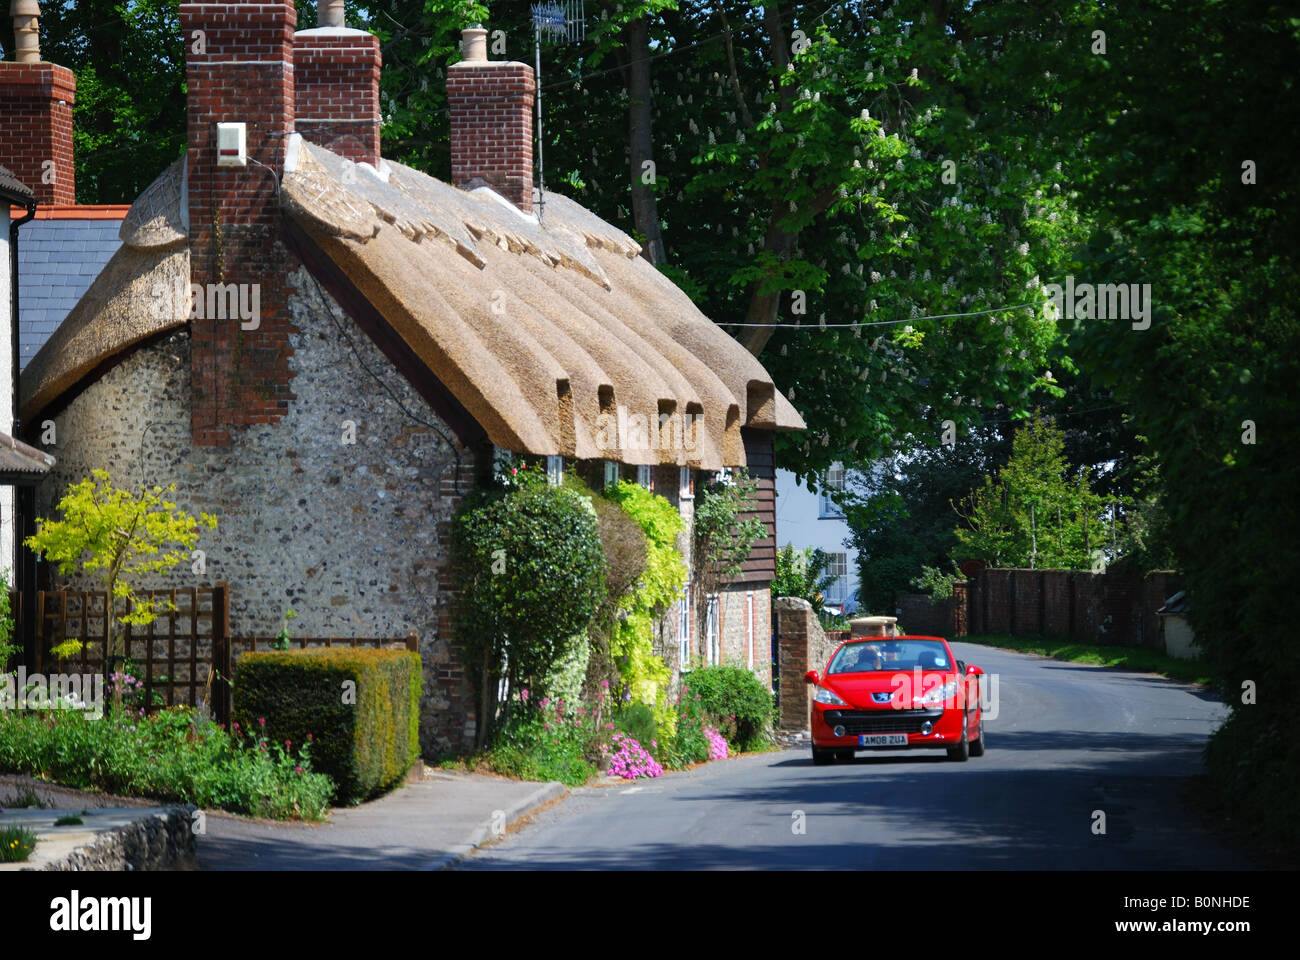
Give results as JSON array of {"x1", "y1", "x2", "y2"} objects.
[
  {"x1": 446, "y1": 26, "x2": 535, "y2": 213},
  {"x1": 293, "y1": 0, "x2": 381, "y2": 167},
  {"x1": 0, "y1": 1, "x2": 76, "y2": 205},
  {"x1": 179, "y1": 1, "x2": 297, "y2": 447}
]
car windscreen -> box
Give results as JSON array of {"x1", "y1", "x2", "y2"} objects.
[{"x1": 826, "y1": 640, "x2": 951, "y2": 674}]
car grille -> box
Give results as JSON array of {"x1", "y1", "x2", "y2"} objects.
[{"x1": 822, "y1": 709, "x2": 944, "y2": 735}]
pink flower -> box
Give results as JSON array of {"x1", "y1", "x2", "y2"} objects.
[
  {"x1": 607, "y1": 723, "x2": 615, "y2": 730},
  {"x1": 600, "y1": 680, "x2": 609, "y2": 688},
  {"x1": 258, "y1": 717, "x2": 267, "y2": 727},
  {"x1": 295, "y1": 766, "x2": 305, "y2": 775},
  {"x1": 520, "y1": 689, "x2": 529, "y2": 702}
]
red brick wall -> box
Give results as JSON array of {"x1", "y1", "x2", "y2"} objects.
[
  {"x1": 446, "y1": 62, "x2": 535, "y2": 213},
  {"x1": 294, "y1": 32, "x2": 381, "y2": 166},
  {"x1": 965, "y1": 568, "x2": 1181, "y2": 647},
  {"x1": 0, "y1": 62, "x2": 76, "y2": 205},
  {"x1": 180, "y1": 2, "x2": 298, "y2": 447}
]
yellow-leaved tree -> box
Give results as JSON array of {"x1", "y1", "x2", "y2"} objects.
[{"x1": 25, "y1": 470, "x2": 217, "y2": 707}]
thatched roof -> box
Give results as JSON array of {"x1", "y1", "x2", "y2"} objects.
[
  {"x1": 22, "y1": 138, "x2": 804, "y2": 468},
  {"x1": 19, "y1": 159, "x2": 189, "y2": 421}
]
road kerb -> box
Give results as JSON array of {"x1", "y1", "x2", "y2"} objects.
[{"x1": 427, "y1": 781, "x2": 568, "y2": 870}]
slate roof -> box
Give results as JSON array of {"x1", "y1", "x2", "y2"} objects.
[
  {"x1": 0, "y1": 164, "x2": 33, "y2": 203},
  {"x1": 0, "y1": 431, "x2": 55, "y2": 484},
  {"x1": 16, "y1": 214, "x2": 125, "y2": 370}
]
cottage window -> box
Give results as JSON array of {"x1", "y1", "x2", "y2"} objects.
[
  {"x1": 678, "y1": 466, "x2": 694, "y2": 500},
  {"x1": 546, "y1": 455, "x2": 564, "y2": 486},
  {"x1": 704, "y1": 594, "x2": 720, "y2": 665},
  {"x1": 636, "y1": 464, "x2": 653, "y2": 490},
  {"x1": 604, "y1": 460, "x2": 619, "y2": 489},
  {"x1": 677, "y1": 583, "x2": 692, "y2": 670}
]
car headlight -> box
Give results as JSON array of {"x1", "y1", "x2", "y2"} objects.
[
  {"x1": 916, "y1": 679, "x2": 958, "y2": 708},
  {"x1": 813, "y1": 685, "x2": 848, "y2": 706}
]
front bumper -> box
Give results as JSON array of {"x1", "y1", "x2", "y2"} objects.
[{"x1": 810, "y1": 703, "x2": 965, "y2": 748}]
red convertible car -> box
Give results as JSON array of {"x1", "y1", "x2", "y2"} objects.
[{"x1": 804, "y1": 635, "x2": 986, "y2": 764}]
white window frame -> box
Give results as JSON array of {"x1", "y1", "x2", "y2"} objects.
[
  {"x1": 819, "y1": 465, "x2": 846, "y2": 518},
  {"x1": 546, "y1": 455, "x2": 564, "y2": 486},
  {"x1": 715, "y1": 466, "x2": 733, "y2": 487},
  {"x1": 704, "y1": 594, "x2": 720, "y2": 666},
  {"x1": 678, "y1": 466, "x2": 694, "y2": 500},
  {"x1": 825, "y1": 551, "x2": 848, "y2": 602},
  {"x1": 603, "y1": 460, "x2": 619, "y2": 489},
  {"x1": 745, "y1": 591, "x2": 755, "y2": 670},
  {"x1": 637, "y1": 464, "x2": 653, "y2": 490},
  {"x1": 677, "y1": 583, "x2": 692, "y2": 670}
]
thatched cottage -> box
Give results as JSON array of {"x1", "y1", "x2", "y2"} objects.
[{"x1": 1, "y1": 1, "x2": 803, "y2": 754}]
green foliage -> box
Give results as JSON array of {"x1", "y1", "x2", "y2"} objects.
[
  {"x1": 613, "y1": 702, "x2": 659, "y2": 752},
  {"x1": 482, "y1": 691, "x2": 604, "y2": 787},
  {"x1": 0, "y1": 706, "x2": 332, "y2": 820},
  {"x1": 0, "y1": 572, "x2": 14, "y2": 674},
  {"x1": 773, "y1": 545, "x2": 837, "y2": 609},
  {"x1": 271, "y1": 609, "x2": 298, "y2": 652},
  {"x1": 952, "y1": 417, "x2": 1116, "y2": 570},
  {"x1": 910, "y1": 564, "x2": 963, "y2": 600},
  {"x1": 677, "y1": 666, "x2": 775, "y2": 753},
  {"x1": 450, "y1": 469, "x2": 605, "y2": 746},
  {"x1": 1054, "y1": 0, "x2": 1300, "y2": 856},
  {"x1": 25, "y1": 470, "x2": 217, "y2": 665},
  {"x1": 0, "y1": 826, "x2": 36, "y2": 863},
  {"x1": 603, "y1": 481, "x2": 685, "y2": 723},
  {"x1": 233, "y1": 648, "x2": 422, "y2": 804},
  {"x1": 52, "y1": 816, "x2": 84, "y2": 827},
  {"x1": 693, "y1": 470, "x2": 767, "y2": 616}
]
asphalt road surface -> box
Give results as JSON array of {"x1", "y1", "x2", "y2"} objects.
[{"x1": 459, "y1": 642, "x2": 1252, "y2": 870}]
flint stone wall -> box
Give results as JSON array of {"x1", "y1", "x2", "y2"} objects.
[{"x1": 35, "y1": 266, "x2": 481, "y2": 755}]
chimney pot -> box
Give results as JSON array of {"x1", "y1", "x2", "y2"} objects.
[
  {"x1": 317, "y1": 0, "x2": 343, "y2": 29},
  {"x1": 10, "y1": 0, "x2": 41, "y2": 63},
  {"x1": 461, "y1": 26, "x2": 488, "y2": 63}
]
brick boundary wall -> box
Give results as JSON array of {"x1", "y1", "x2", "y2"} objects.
[
  {"x1": 774, "y1": 597, "x2": 837, "y2": 732},
  {"x1": 961, "y1": 568, "x2": 1180, "y2": 647},
  {"x1": 0, "y1": 62, "x2": 76, "y2": 205}
]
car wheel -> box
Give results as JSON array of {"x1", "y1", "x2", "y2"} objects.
[
  {"x1": 947, "y1": 716, "x2": 970, "y2": 762},
  {"x1": 969, "y1": 722, "x2": 986, "y2": 757},
  {"x1": 812, "y1": 747, "x2": 834, "y2": 766}
]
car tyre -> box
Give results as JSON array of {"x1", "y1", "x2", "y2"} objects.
[
  {"x1": 812, "y1": 747, "x2": 834, "y2": 766},
  {"x1": 969, "y1": 723, "x2": 986, "y2": 757},
  {"x1": 947, "y1": 716, "x2": 970, "y2": 762}
]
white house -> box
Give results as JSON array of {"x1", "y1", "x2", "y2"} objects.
[{"x1": 774, "y1": 462, "x2": 860, "y2": 611}]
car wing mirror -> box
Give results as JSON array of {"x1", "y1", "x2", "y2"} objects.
[
  {"x1": 804, "y1": 670, "x2": 818, "y2": 685},
  {"x1": 967, "y1": 664, "x2": 983, "y2": 676}
]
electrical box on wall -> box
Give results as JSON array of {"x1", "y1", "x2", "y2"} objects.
[{"x1": 216, "y1": 122, "x2": 247, "y2": 168}]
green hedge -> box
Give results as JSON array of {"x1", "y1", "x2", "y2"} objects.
[
  {"x1": 234, "y1": 648, "x2": 421, "y2": 804},
  {"x1": 681, "y1": 666, "x2": 776, "y2": 753}
]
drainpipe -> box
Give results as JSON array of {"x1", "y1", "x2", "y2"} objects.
[{"x1": 9, "y1": 197, "x2": 36, "y2": 436}]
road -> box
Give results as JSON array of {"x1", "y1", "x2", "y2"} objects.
[{"x1": 459, "y1": 642, "x2": 1251, "y2": 869}]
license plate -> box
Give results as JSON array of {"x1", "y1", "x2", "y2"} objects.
[{"x1": 858, "y1": 734, "x2": 908, "y2": 747}]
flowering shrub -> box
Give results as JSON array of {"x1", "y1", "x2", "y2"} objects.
[
  {"x1": 485, "y1": 688, "x2": 608, "y2": 786},
  {"x1": 601, "y1": 733, "x2": 663, "y2": 780},
  {"x1": 0, "y1": 705, "x2": 332, "y2": 820},
  {"x1": 704, "y1": 727, "x2": 729, "y2": 761}
]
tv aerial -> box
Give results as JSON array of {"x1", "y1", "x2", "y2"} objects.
[{"x1": 530, "y1": 1, "x2": 586, "y2": 219}]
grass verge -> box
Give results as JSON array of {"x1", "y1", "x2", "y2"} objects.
[{"x1": 955, "y1": 633, "x2": 1217, "y2": 686}]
